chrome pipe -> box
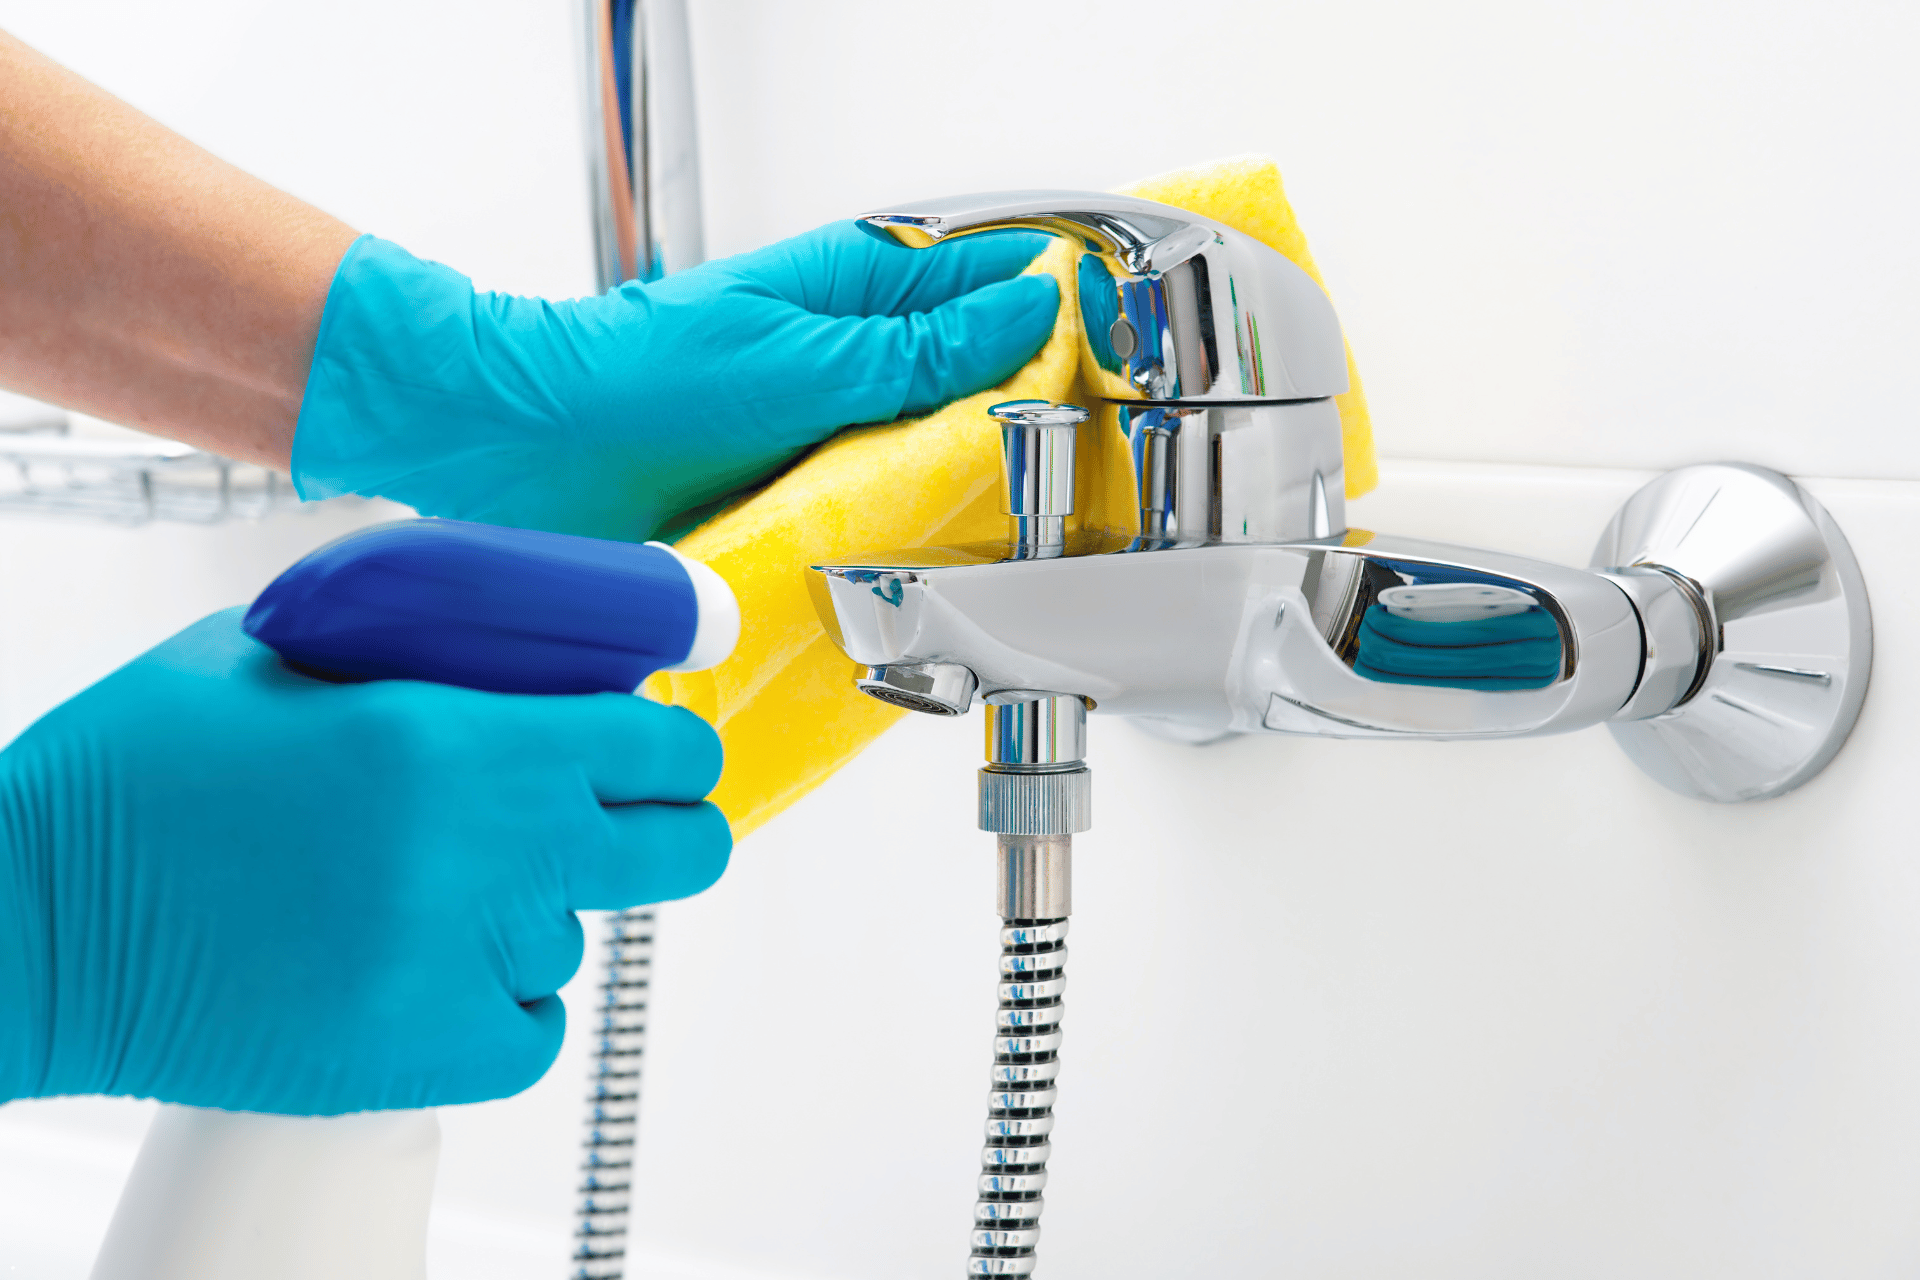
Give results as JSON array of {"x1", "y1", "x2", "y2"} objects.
[{"x1": 581, "y1": 0, "x2": 704, "y2": 290}]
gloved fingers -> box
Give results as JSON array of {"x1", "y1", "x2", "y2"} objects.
[
  {"x1": 472, "y1": 993, "x2": 568, "y2": 1103},
  {"x1": 405, "y1": 988, "x2": 568, "y2": 1109},
  {"x1": 742, "y1": 220, "x2": 1054, "y2": 318},
  {"x1": 749, "y1": 274, "x2": 1059, "y2": 430},
  {"x1": 490, "y1": 692, "x2": 723, "y2": 805},
  {"x1": 570, "y1": 800, "x2": 732, "y2": 910},
  {"x1": 899, "y1": 274, "x2": 1061, "y2": 415},
  {"x1": 500, "y1": 908, "x2": 586, "y2": 1006}
]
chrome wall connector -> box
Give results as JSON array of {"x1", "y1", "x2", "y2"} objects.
[{"x1": 1591, "y1": 462, "x2": 1871, "y2": 801}]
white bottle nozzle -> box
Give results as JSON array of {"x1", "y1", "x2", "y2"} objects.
[{"x1": 646, "y1": 541, "x2": 740, "y2": 673}]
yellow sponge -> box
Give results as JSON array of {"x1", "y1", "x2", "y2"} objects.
[{"x1": 650, "y1": 154, "x2": 1375, "y2": 837}]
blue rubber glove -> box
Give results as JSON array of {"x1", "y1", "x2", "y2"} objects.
[
  {"x1": 294, "y1": 223, "x2": 1058, "y2": 542},
  {"x1": 0, "y1": 609, "x2": 728, "y2": 1114}
]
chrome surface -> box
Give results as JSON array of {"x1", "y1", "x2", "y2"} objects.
[
  {"x1": 581, "y1": 0, "x2": 703, "y2": 290},
  {"x1": 1115, "y1": 399, "x2": 1344, "y2": 545},
  {"x1": 857, "y1": 660, "x2": 978, "y2": 716},
  {"x1": 862, "y1": 192, "x2": 1350, "y2": 549},
  {"x1": 1600, "y1": 567, "x2": 1711, "y2": 721},
  {"x1": 995, "y1": 835, "x2": 1073, "y2": 920},
  {"x1": 991, "y1": 400, "x2": 1083, "y2": 556},
  {"x1": 0, "y1": 417, "x2": 317, "y2": 525},
  {"x1": 985, "y1": 697, "x2": 1087, "y2": 766},
  {"x1": 811, "y1": 459, "x2": 1868, "y2": 794},
  {"x1": 980, "y1": 773, "x2": 1091, "y2": 840},
  {"x1": 971, "y1": 919, "x2": 1067, "y2": 1279},
  {"x1": 1590, "y1": 463, "x2": 1872, "y2": 801},
  {"x1": 816, "y1": 533, "x2": 1643, "y2": 738},
  {"x1": 859, "y1": 191, "x2": 1347, "y2": 403},
  {"x1": 982, "y1": 694, "x2": 1086, "y2": 908}
]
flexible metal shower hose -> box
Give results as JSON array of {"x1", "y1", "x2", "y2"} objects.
[
  {"x1": 971, "y1": 918, "x2": 1068, "y2": 1277},
  {"x1": 572, "y1": 907, "x2": 653, "y2": 1279}
]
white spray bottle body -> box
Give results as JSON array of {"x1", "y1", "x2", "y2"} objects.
[{"x1": 91, "y1": 1105, "x2": 439, "y2": 1280}]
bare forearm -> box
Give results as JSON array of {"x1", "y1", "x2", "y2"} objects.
[{"x1": 0, "y1": 30, "x2": 357, "y2": 467}]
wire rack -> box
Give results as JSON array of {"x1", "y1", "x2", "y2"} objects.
[{"x1": 0, "y1": 412, "x2": 318, "y2": 526}]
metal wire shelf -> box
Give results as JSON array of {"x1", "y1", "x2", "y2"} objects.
[{"x1": 0, "y1": 414, "x2": 322, "y2": 526}]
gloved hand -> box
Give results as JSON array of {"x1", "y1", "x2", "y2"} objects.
[
  {"x1": 0, "y1": 609, "x2": 728, "y2": 1114},
  {"x1": 294, "y1": 222, "x2": 1059, "y2": 542}
]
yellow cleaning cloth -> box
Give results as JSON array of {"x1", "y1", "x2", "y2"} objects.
[{"x1": 650, "y1": 154, "x2": 1375, "y2": 837}]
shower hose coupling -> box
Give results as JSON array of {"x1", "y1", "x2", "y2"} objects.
[{"x1": 981, "y1": 694, "x2": 1089, "y2": 922}]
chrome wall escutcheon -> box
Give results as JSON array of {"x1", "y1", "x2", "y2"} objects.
[{"x1": 1590, "y1": 462, "x2": 1872, "y2": 802}]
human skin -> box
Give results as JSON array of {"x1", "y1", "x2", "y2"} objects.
[{"x1": 0, "y1": 28, "x2": 357, "y2": 469}]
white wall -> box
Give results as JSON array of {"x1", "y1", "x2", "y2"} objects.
[{"x1": 1, "y1": 1, "x2": 1918, "y2": 1277}]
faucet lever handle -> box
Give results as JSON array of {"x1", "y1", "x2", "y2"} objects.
[{"x1": 990, "y1": 401, "x2": 1085, "y2": 554}]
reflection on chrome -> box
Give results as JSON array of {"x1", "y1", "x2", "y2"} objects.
[
  {"x1": 1355, "y1": 580, "x2": 1560, "y2": 692},
  {"x1": 581, "y1": 0, "x2": 703, "y2": 290}
]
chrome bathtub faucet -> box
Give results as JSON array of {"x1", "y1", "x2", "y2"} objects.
[{"x1": 813, "y1": 190, "x2": 1870, "y2": 807}]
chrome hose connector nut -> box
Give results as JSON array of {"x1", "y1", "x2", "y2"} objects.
[{"x1": 978, "y1": 766, "x2": 1092, "y2": 835}]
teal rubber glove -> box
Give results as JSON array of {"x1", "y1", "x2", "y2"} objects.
[
  {"x1": 0, "y1": 609, "x2": 728, "y2": 1114},
  {"x1": 294, "y1": 223, "x2": 1059, "y2": 542}
]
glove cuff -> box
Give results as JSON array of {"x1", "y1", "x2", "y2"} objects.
[{"x1": 291, "y1": 235, "x2": 564, "y2": 514}]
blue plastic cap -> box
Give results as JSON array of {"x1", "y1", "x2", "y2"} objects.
[{"x1": 244, "y1": 519, "x2": 711, "y2": 695}]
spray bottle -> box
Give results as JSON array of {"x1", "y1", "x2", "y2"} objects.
[{"x1": 89, "y1": 517, "x2": 737, "y2": 1280}]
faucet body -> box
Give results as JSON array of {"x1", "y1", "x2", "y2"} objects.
[
  {"x1": 816, "y1": 191, "x2": 1870, "y2": 803},
  {"x1": 812, "y1": 532, "x2": 1659, "y2": 741}
]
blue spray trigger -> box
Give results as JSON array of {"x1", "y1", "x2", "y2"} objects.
[{"x1": 243, "y1": 518, "x2": 730, "y2": 695}]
